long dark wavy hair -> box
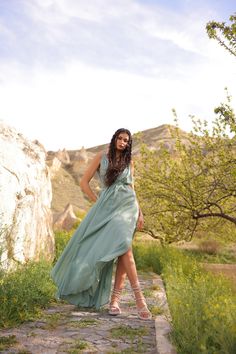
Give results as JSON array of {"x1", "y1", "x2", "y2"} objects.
[{"x1": 104, "y1": 128, "x2": 132, "y2": 187}]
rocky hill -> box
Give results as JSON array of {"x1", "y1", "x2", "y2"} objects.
[{"x1": 47, "y1": 124, "x2": 188, "y2": 213}]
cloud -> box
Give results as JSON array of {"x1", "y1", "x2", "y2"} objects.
[
  {"x1": 0, "y1": 0, "x2": 209, "y2": 75},
  {"x1": 0, "y1": 0, "x2": 235, "y2": 150},
  {"x1": 0, "y1": 57, "x2": 235, "y2": 151}
]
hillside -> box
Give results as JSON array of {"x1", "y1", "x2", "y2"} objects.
[{"x1": 47, "y1": 124, "x2": 188, "y2": 213}]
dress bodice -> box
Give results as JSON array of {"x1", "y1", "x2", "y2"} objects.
[{"x1": 98, "y1": 154, "x2": 133, "y2": 190}]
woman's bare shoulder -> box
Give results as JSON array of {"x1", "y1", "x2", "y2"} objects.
[
  {"x1": 95, "y1": 150, "x2": 108, "y2": 161},
  {"x1": 91, "y1": 150, "x2": 107, "y2": 166},
  {"x1": 94, "y1": 150, "x2": 104, "y2": 160}
]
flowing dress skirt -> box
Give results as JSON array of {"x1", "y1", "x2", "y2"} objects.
[{"x1": 51, "y1": 181, "x2": 139, "y2": 309}]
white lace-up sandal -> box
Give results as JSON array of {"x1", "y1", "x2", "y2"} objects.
[
  {"x1": 109, "y1": 288, "x2": 122, "y2": 315},
  {"x1": 132, "y1": 283, "x2": 152, "y2": 320}
]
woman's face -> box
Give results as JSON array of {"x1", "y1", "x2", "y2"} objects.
[{"x1": 115, "y1": 132, "x2": 129, "y2": 151}]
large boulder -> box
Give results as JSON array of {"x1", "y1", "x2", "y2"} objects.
[{"x1": 0, "y1": 121, "x2": 55, "y2": 269}]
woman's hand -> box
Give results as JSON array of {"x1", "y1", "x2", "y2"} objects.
[{"x1": 137, "y1": 209, "x2": 144, "y2": 230}]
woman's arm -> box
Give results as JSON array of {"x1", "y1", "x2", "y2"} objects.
[
  {"x1": 80, "y1": 151, "x2": 103, "y2": 202},
  {"x1": 130, "y1": 160, "x2": 144, "y2": 230}
]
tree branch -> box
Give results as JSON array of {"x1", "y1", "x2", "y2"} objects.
[{"x1": 193, "y1": 211, "x2": 236, "y2": 224}]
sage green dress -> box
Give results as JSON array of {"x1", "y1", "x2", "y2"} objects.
[{"x1": 51, "y1": 154, "x2": 139, "y2": 309}]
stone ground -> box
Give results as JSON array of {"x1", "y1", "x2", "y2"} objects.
[{"x1": 0, "y1": 272, "x2": 176, "y2": 354}]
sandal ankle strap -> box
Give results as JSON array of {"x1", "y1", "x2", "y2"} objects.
[
  {"x1": 111, "y1": 288, "x2": 122, "y2": 295},
  {"x1": 110, "y1": 288, "x2": 122, "y2": 301},
  {"x1": 131, "y1": 283, "x2": 141, "y2": 291}
]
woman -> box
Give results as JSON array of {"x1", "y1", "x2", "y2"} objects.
[{"x1": 51, "y1": 128, "x2": 151, "y2": 320}]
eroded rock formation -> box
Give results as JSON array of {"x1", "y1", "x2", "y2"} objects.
[
  {"x1": 53, "y1": 203, "x2": 79, "y2": 231},
  {"x1": 0, "y1": 121, "x2": 55, "y2": 269}
]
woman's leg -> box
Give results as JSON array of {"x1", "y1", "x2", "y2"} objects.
[
  {"x1": 119, "y1": 248, "x2": 151, "y2": 319},
  {"x1": 113, "y1": 256, "x2": 127, "y2": 290},
  {"x1": 109, "y1": 256, "x2": 127, "y2": 314}
]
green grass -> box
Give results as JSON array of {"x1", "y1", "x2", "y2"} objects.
[
  {"x1": 67, "y1": 339, "x2": 90, "y2": 354},
  {"x1": 149, "y1": 305, "x2": 163, "y2": 316},
  {"x1": 53, "y1": 211, "x2": 84, "y2": 263},
  {"x1": 67, "y1": 318, "x2": 99, "y2": 328},
  {"x1": 133, "y1": 242, "x2": 236, "y2": 354},
  {"x1": 53, "y1": 230, "x2": 72, "y2": 263},
  {"x1": 143, "y1": 288, "x2": 156, "y2": 298},
  {"x1": 110, "y1": 325, "x2": 148, "y2": 339},
  {"x1": 110, "y1": 325, "x2": 148, "y2": 353},
  {"x1": 0, "y1": 335, "x2": 18, "y2": 351},
  {"x1": 181, "y1": 248, "x2": 236, "y2": 264},
  {"x1": 41, "y1": 312, "x2": 68, "y2": 329},
  {"x1": 1, "y1": 226, "x2": 235, "y2": 354},
  {"x1": 0, "y1": 260, "x2": 55, "y2": 328}
]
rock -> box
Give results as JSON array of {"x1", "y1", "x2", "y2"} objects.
[
  {"x1": 53, "y1": 203, "x2": 79, "y2": 231},
  {"x1": 0, "y1": 120, "x2": 55, "y2": 269},
  {"x1": 55, "y1": 148, "x2": 71, "y2": 165},
  {"x1": 71, "y1": 159, "x2": 84, "y2": 179},
  {"x1": 48, "y1": 156, "x2": 62, "y2": 179},
  {"x1": 74, "y1": 146, "x2": 89, "y2": 163}
]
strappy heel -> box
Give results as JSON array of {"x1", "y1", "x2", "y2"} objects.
[
  {"x1": 132, "y1": 284, "x2": 152, "y2": 320},
  {"x1": 109, "y1": 288, "x2": 122, "y2": 316}
]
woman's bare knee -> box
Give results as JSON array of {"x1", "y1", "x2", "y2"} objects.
[
  {"x1": 121, "y1": 248, "x2": 132, "y2": 258},
  {"x1": 127, "y1": 248, "x2": 133, "y2": 255},
  {"x1": 121, "y1": 249, "x2": 135, "y2": 265}
]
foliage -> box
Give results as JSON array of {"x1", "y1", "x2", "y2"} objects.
[
  {"x1": 182, "y1": 248, "x2": 236, "y2": 264},
  {"x1": 135, "y1": 94, "x2": 236, "y2": 243},
  {"x1": 53, "y1": 230, "x2": 73, "y2": 263},
  {"x1": 166, "y1": 259, "x2": 236, "y2": 354},
  {"x1": 110, "y1": 325, "x2": 148, "y2": 340},
  {"x1": 135, "y1": 11, "x2": 236, "y2": 244},
  {"x1": 214, "y1": 89, "x2": 236, "y2": 134},
  {"x1": 133, "y1": 242, "x2": 236, "y2": 354},
  {"x1": 53, "y1": 210, "x2": 83, "y2": 263},
  {"x1": 206, "y1": 13, "x2": 236, "y2": 57},
  {"x1": 0, "y1": 335, "x2": 18, "y2": 351},
  {"x1": 0, "y1": 260, "x2": 55, "y2": 328}
]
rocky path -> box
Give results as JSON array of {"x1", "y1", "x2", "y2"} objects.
[{"x1": 0, "y1": 272, "x2": 176, "y2": 354}]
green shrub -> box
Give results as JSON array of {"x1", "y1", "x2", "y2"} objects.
[
  {"x1": 163, "y1": 253, "x2": 236, "y2": 354},
  {"x1": 53, "y1": 230, "x2": 72, "y2": 263},
  {"x1": 133, "y1": 242, "x2": 236, "y2": 354},
  {"x1": 0, "y1": 260, "x2": 55, "y2": 328},
  {"x1": 53, "y1": 213, "x2": 84, "y2": 263},
  {"x1": 133, "y1": 241, "x2": 162, "y2": 274}
]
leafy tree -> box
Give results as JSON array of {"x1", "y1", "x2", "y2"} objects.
[
  {"x1": 206, "y1": 13, "x2": 236, "y2": 131},
  {"x1": 206, "y1": 13, "x2": 236, "y2": 57},
  {"x1": 134, "y1": 13, "x2": 236, "y2": 244},
  {"x1": 135, "y1": 95, "x2": 236, "y2": 244},
  {"x1": 214, "y1": 89, "x2": 236, "y2": 135}
]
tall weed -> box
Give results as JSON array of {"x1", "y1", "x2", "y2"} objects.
[
  {"x1": 133, "y1": 242, "x2": 236, "y2": 354},
  {"x1": 0, "y1": 260, "x2": 55, "y2": 328},
  {"x1": 53, "y1": 214, "x2": 83, "y2": 263},
  {"x1": 53, "y1": 230, "x2": 72, "y2": 263}
]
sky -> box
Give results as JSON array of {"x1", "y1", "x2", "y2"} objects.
[{"x1": 0, "y1": 0, "x2": 235, "y2": 151}]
